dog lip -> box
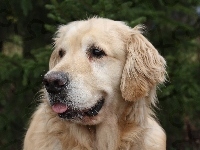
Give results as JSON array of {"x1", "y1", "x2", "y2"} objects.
[
  {"x1": 84, "y1": 99, "x2": 104, "y2": 116},
  {"x1": 57, "y1": 98, "x2": 105, "y2": 119}
]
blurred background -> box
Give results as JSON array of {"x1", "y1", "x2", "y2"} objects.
[{"x1": 0, "y1": 0, "x2": 200, "y2": 150}]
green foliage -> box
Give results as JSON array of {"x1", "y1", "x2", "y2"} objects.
[
  {"x1": 0, "y1": 0, "x2": 200, "y2": 149},
  {"x1": 0, "y1": 48, "x2": 51, "y2": 149},
  {"x1": 20, "y1": 0, "x2": 32, "y2": 16}
]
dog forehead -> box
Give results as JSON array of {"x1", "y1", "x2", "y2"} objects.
[
  {"x1": 56, "y1": 18, "x2": 128, "y2": 43},
  {"x1": 65, "y1": 18, "x2": 125, "y2": 33},
  {"x1": 55, "y1": 18, "x2": 127, "y2": 57}
]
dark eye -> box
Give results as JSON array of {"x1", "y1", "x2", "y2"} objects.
[
  {"x1": 58, "y1": 49, "x2": 65, "y2": 58},
  {"x1": 90, "y1": 47, "x2": 106, "y2": 58}
]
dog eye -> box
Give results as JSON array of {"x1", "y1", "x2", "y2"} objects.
[
  {"x1": 90, "y1": 47, "x2": 106, "y2": 58},
  {"x1": 58, "y1": 49, "x2": 65, "y2": 58}
]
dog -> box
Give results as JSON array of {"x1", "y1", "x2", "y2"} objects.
[{"x1": 23, "y1": 17, "x2": 166, "y2": 150}]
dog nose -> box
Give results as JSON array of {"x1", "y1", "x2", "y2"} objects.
[{"x1": 43, "y1": 71, "x2": 68, "y2": 93}]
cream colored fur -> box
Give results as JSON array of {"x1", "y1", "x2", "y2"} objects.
[{"x1": 24, "y1": 18, "x2": 166, "y2": 150}]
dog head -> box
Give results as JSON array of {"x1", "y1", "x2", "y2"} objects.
[{"x1": 43, "y1": 18, "x2": 166, "y2": 125}]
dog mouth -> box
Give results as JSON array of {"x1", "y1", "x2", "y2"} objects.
[{"x1": 51, "y1": 99, "x2": 105, "y2": 120}]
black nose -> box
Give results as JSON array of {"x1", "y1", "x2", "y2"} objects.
[{"x1": 43, "y1": 71, "x2": 68, "y2": 93}]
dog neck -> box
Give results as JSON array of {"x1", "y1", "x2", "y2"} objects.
[{"x1": 42, "y1": 87, "x2": 157, "y2": 149}]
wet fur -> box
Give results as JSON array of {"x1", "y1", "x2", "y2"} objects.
[{"x1": 24, "y1": 18, "x2": 166, "y2": 150}]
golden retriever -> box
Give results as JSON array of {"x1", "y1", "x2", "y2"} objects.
[{"x1": 24, "y1": 17, "x2": 166, "y2": 150}]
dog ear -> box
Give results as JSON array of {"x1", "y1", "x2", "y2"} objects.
[
  {"x1": 120, "y1": 25, "x2": 166, "y2": 101},
  {"x1": 49, "y1": 50, "x2": 59, "y2": 70},
  {"x1": 49, "y1": 25, "x2": 67, "y2": 70}
]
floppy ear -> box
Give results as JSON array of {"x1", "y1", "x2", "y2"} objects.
[
  {"x1": 49, "y1": 25, "x2": 68, "y2": 70},
  {"x1": 49, "y1": 50, "x2": 59, "y2": 70},
  {"x1": 120, "y1": 26, "x2": 166, "y2": 101}
]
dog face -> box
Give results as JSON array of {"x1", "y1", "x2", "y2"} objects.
[{"x1": 43, "y1": 18, "x2": 166, "y2": 125}]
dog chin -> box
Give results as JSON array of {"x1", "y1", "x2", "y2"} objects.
[{"x1": 49, "y1": 97, "x2": 105, "y2": 125}]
